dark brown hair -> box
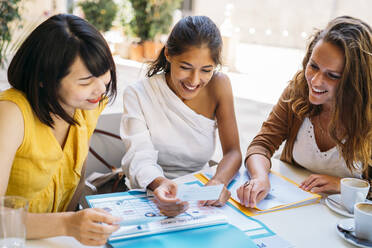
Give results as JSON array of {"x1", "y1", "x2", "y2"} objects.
[
  {"x1": 147, "y1": 15, "x2": 222, "y2": 77},
  {"x1": 7, "y1": 14, "x2": 117, "y2": 127}
]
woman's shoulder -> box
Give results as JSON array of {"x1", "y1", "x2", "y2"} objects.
[
  {"x1": 0, "y1": 88, "x2": 27, "y2": 102},
  {"x1": 124, "y1": 74, "x2": 166, "y2": 99},
  {"x1": 281, "y1": 83, "x2": 295, "y2": 98},
  {"x1": 124, "y1": 76, "x2": 152, "y2": 93},
  {"x1": 0, "y1": 99, "x2": 23, "y2": 119},
  {"x1": 0, "y1": 97, "x2": 24, "y2": 146},
  {"x1": 0, "y1": 88, "x2": 31, "y2": 120},
  {"x1": 206, "y1": 71, "x2": 232, "y2": 99},
  {"x1": 209, "y1": 71, "x2": 230, "y2": 86},
  {"x1": 207, "y1": 71, "x2": 230, "y2": 89}
]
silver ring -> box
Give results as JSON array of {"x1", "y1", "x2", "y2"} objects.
[{"x1": 243, "y1": 180, "x2": 251, "y2": 188}]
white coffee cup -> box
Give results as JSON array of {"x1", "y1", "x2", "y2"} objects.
[
  {"x1": 0, "y1": 196, "x2": 28, "y2": 248},
  {"x1": 354, "y1": 202, "x2": 372, "y2": 241},
  {"x1": 340, "y1": 178, "x2": 370, "y2": 213}
]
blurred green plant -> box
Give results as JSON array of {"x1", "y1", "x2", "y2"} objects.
[
  {"x1": 79, "y1": 0, "x2": 118, "y2": 32},
  {"x1": 129, "y1": 0, "x2": 182, "y2": 42},
  {"x1": 0, "y1": 0, "x2": 22, "y2": 68},
  {"x1": 115, "y1": 0, "x2": 134, "y2": 38},
  {"x1": 67, "y1": 0, "x2": 74, "y2": 14}
]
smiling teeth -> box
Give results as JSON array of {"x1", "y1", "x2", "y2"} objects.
[
  {"x1": 184, "y1": 83, "x2": 197, "y2": 90},
  {"x1": 312, "y1": 87, "x2": 326, "y2": 93}
]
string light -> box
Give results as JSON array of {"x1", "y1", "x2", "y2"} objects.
[{"x1": 282, "y1": 30, "x2": 289, "y2": 37}]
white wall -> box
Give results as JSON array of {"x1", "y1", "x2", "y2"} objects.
[
  {"x1": 9, "y1": 0, "x2": 68, "y2": 55},
  {"x1": 193, "y1": 0, "x2": 372, "y2": 49}
]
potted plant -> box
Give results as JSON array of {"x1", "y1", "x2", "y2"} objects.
[
  {"x1": 79, "y1": 0, "x2": 118, "y2": 32},
  {"x1": 128, "y1": 0, "x2": 182, "y2": 61},
  {"x1": 0, "y1": 0, "x2": 21, "y2": 68},
  {"x1": 114, "y1": 0, "x2": 135, "y2": 59}
]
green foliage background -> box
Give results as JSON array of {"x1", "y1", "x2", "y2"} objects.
[
  {"x1": 129, "y1": 0, "x2": 182, "y2": 42},
  {"x1": 79, "y1": 0, "x2": 118, "y2": 32},
  {"x1": 0, "y1": 0, "x2": 21, "y2": 68}
]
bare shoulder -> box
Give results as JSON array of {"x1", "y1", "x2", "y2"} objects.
[
  {"x1": 0, "y1": 100, "x2": 23, "y2": 119},
  {"x1": 209, "y1": 71, "x2": 231, "y2": 87},
  {"x1": 0, "y1": 100, "x2": 24, "y2": 142},
  {"x1": 207, "y1": 72, "x2": 232, "y2": 98},
  {"x1": 0, "y1": 100, "x2": 24, "y2": 195}
]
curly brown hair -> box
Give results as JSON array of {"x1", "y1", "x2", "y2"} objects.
[{"x1": 287, "y1": 16, "x2": 372, "y2": 173}]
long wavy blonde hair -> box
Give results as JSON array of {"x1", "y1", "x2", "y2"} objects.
[{"x1": 287, "y1": 16, "x2": 372, "y2": 173}]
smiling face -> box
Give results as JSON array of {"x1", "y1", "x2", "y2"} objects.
[
  {"x1": 305, "y1": 40, "x2": 345, "y2": 111},
  {"x1": 165, "y1": 45, "x2": 216, "y2": 101},
  {"x1": 57, "y1": 56, "x2": 111, "y2": 115}
]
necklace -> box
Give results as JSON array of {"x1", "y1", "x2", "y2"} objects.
[{"x1": 317, "y1": 114, "x2": 327, "y2": 135}]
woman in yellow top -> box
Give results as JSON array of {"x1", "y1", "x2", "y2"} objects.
[{"x1": 0, "y1": 14, "x2": 120, "y2": 245}]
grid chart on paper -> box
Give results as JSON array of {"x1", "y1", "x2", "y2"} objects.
[{"x1": 91, "y1": 197, "x2": 161, "y2": 219}]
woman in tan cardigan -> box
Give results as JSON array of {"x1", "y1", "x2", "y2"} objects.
[{"x1": 237, "y1": 16, "x2": 372, "y2": 208}]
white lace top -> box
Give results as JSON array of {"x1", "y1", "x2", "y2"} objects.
[{"x1": 292, "y1": 117, "x2": 362, "y2": 178}]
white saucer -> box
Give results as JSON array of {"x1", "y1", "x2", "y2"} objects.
[
  {"x1": 337, "y1": 219, "x2": 372, "y2": 248},
  {"x1": 325, "y1": 194, "x2": 354, "y2": 218}
]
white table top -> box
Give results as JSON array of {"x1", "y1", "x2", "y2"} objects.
[{"x1": 27, "y1": 158, "x2": 354, "y2": 248}]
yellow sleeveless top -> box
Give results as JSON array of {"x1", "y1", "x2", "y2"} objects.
[{"x1": 0, "y1": 88, "x2": 106, "y2": 213}]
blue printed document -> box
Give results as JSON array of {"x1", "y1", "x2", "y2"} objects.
[
  {"x1": 86, "y1": 182, "x2": 292, "y2": 248},
  {"x1": 86, "y1": 191, "x2": 228, "y2": 241}
]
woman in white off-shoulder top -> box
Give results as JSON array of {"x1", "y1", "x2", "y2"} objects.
[{"x1": 120, "y1": 16, "x2": 241, "y2": 216}]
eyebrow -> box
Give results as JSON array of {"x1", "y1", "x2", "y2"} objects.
[{"x1": 180, "y1": 61, "x2": 214, "y2": 68}]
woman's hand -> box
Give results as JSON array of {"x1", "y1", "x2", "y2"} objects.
[
  {"x1": 66, "y1": 208, "x2": 121, "y2": 246},
  {"x1": 300, "y1": 174, "x2": 341, "y2": 194},
  {"x1": 236, "y1": 176, "x2": 270, "y2": 208},
  {"x1": 153, "y1": 178, "x2": 189, "y2": 217},
  {"x1": 200, "y1": 178, "x2": 231, "y2": 207}
]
